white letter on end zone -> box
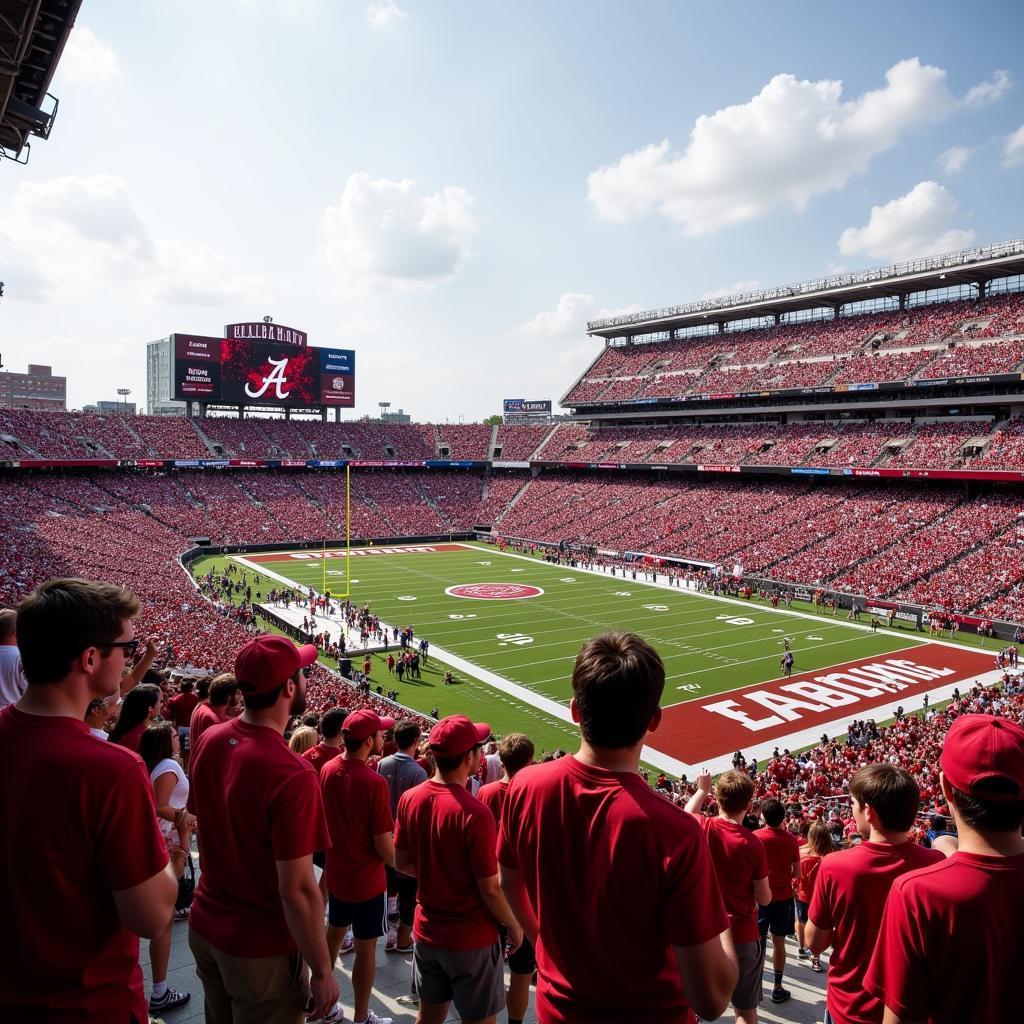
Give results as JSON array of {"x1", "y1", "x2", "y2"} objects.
[{"x1": 703, "y1": 699, "x2": 784, "y2": 732}]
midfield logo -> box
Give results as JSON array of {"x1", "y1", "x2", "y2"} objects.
[{"x1": 245, "y1": 356, "x2": 292, "y2": 400}]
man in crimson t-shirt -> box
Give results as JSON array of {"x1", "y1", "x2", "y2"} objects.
[
  {"x1": 395, "y1": 715, "x2": 523, "y2": 1024},
  {"x1": 188, "y1": 635, "x2": 339, "y2": 1024},
  {"x1": 0, "y1": 578, "x2": 182, "y2": 1022},
  {"x1": 754, "y1": 797, "x2": 801, "y2": 1004},
  {"x1": 865, "y1": 715, "x2": 1024, "y2": 1024},
  {"x1": 499, "y1": 632, "x2": 736, "y2": 1024},
  {"x1": 686, "y1": 767, "x2": 771, "y2": 1021},
  {"x1": 806, "y1": 763, "x2": 942, "y2": 1024}
]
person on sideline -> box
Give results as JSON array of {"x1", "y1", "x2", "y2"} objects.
[
  {"x1": 0, "y1": 578, "x2": 182, "y2": 1021},
  {"x1": 499, "y1": 632, "x2": 737, "y2": 1024},
  {"x1": 686, "y1": 768, "x2": 771, "y2": 1024},
  {"x1": 865, "y1": 716, "x2": 1024, "y2": 1023},
  {"x1": 187, "y1": 635, "x2": 339, "y2": 1024}
]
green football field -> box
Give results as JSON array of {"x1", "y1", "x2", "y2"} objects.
[{"x1": 191, "y1": 541, "x2": 940, "y2": 761}]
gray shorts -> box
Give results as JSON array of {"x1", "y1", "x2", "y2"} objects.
[
  {"x1": 732, "y1": 940, "x2": 763, "y2": 1011},
  {"x1": 412, "y1": 940, "x2": 504, "y2": 1020}
]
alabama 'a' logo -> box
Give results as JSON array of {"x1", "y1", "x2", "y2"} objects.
[{"x1": 245, "y1": 356, "x2": 292, "y2": 400}]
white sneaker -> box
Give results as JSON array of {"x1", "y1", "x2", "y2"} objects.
[
  {"x1": 339, "y1": 933, "x2": 355, "y2": 955},
  {"x1": 355, "y1": 1013, "x2": 393, "y2": 1024}
]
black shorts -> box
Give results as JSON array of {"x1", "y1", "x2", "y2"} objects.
[
  {"x1": 327, "y1": 891, "x2": 388, "y2": 940},
  {"x1": 385, "y1": 864, "x2": 417, "y2": 928},
  {"x1": 499, "y1": 924, "x2": 536, "y2": 975},
  {"x1": 758, "y1": 897, "x2": 796, "y2": 938},
  {"x1": 795, "y1": 898, "x2": 810, "y2": 924},
  {"x1": 312, "y1": 849, "x2": 326, "y2": 870}
]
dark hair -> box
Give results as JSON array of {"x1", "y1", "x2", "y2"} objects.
[
  {"x1": 179, "y1": 679, "x2": 194, "y2": 693},
  {"x1": 109, "y1": 684, "x2": 161, "y2": 744},
  {"x1": 716, "y1": 769, "x2": 755, "y2": 814},
  {"x1": 761, "y1": 797, "x2": 786, "y2": 827},
  {"x1": 302, "y1": 713, "x2": 320, "y2": 729},
  {"x1": 196, "y1": 678, "x2": 211, "y2": 700},
  {"x1": 849, "y1": 763, "x2": 920, "y2": 832},
  {"x1": 929, "y1": 813, "x2": 947, "y2": 831},
  {"x1": 321, "y1": 707, "x2": 347, "y2": 740},
  {"x1": 571, "y1": 632, "x2": 664, "y2": 749},
  {"x1": 209, "y1": 673, "x2": 238, "y2": 708},
  {"x1": 435, "y1": 747, "x2": 480, "y2": 774},
  {"x1": 498, "y1": 733, "x2": 535, "y2": 776},
  {"x1": 950, "y1": 781, "x2": 1024, "y2": 832},
  {"x1": 343, "y1": 734, "x2": 369, "y2": 754},
  {"x1": 139, "y1": 720, "x2": 175, "y2": 774},
  {"x1": 240, "y1": 682, "x2": 285, "y2": 711},
  {"x1": 16, "y1": 578, "x2": 139, "y2": 685},
  {"x1": 394, "y1": 719, "x2": 421, "y2": 749}
]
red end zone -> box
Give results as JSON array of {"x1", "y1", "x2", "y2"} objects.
[
  {"x1": 656, "y1": 643, "x2": 993, "y2": 764},
  {"x1": 244, "y1": 544, "x2": 466, "y2": 563}
]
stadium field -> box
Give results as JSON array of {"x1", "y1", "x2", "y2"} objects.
[{"x1": 194, "y1": 542, "x2": 996, "y2": 773}]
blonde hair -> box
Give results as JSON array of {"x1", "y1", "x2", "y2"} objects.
[
  {"x1": 806, "y1": 819, "x2": 835, "y2": 857},
  {"x1": 288, "y1": 725, "x2": 318, "y2": 755}
]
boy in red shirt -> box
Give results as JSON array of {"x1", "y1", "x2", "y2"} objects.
[
  {"x1": 806, "y1": 764, "x2": 942, "y2": 1024},
  {"x1": 865, "y1": 715, "x2": 1024, "y2": 1024},
  {"x1": 188, "y1": 635, "x2": 339, "y2": 1024},
  {"x1": 0, "y1": 578, "x2": 182, "y2": 1022},
  {"x1": 189, "y1": 671, "x2": 238, "y2": 748},
  {"x1": 321, "y1": 709, "x2": 396, "y2": 1024},
  {"x1": 499, "y1": 631, "x2": 736, "y2": 1024},
  {"x1": 754, "y1": 797, "x2": 800, "y2": 1003},
  {"x1": 686, "y1": 768, "x2": 771, "y2": 1024},
  {"x1": 395, "y1": 715, "x2": 522, "y2": 1024},
  {"x1": 478, "y1": 732, "x2": 536, "y2": 1024}
]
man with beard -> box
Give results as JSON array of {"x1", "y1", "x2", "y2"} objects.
[{"x1": 187, "y1": 635, "x2": 339, "y2": 1024}]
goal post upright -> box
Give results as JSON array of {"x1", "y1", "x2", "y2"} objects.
[{"x1": 345, "y1": 462, "x2": 351, "y2": 600}]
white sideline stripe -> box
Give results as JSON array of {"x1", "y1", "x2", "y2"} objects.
[
  {"x1": 231, "y1": 555, "x2": 308, "y2": 591},
  {"x1": 232, "y1": 557, "x2": 683, "y2": 772}
]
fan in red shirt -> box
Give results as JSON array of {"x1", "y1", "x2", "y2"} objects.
[
  {"x1": 108, "y1": 682, "x2": 162, "y2": 752},
  {"x1": 685, "y1": 767, "x2": 771, "y2": 1023},
  {"x1": 865, "y1": 716, "x2": 1024, "y2": 1024},
  {"x1": 0, "y1": 578, "x2": 182, "y2": 1022},
  {"x1": 395, "y1": 715, "x2": 523, "y2": 1024},
  {"x1": 794, "y1": 820, "x2": 834, "y2": 972},
  {"x1": 806, "y1": 763, "x2": 942, "y2": 1024},
  {"x1": 188, "y1": 671, "x2": 238, "y2": 749},
  {"x1": 754, "y1": 798, "x2": 801, "y2": 1004},
  {"x1": 303, "y1": 705, "x2": 348, "y2": 778},
  {"x1": 478, "y1": 732, "x2": 537, "y2": 1024},
  {"x1": 321, "y1": 708, "x2": 396, "y2": 1024},
  {"x1": 166, "y1": 678, "x2": 200, "y2": 769},
  {"x1": 499, "y1": 631, "x2": 736, "y2": 1024},
  {"x1": 187, "y1": 635, "x2": 339, "y2": 1024}
]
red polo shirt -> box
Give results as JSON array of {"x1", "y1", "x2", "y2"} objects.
[
  {"x1": 477, "y1": 778, "x2": 509, "y2": 826},
  {"x1": 188, "y1": 718, "x2": 330, "y2": 957},
  {"x1": 0, "y1": 706, "x2": 168, "y2": 1022},
  {"x1": 754, "y1": 825, "x2": 800, "y2": 900},
  {"x1": 700, "y1": 816, "x2": 768, "y2": 944},
  {"x1": 321, "y1": 756, "x2": 393, "y2": 902},
  {"x1": 302, "y1": 741, "x2": 343, "y2": 778},
  {"x1": 394, "y1": 780, "x2": 499, "y2": 950},
  {"x1": 189, "y1": 701, "x2": 224, "y2": 748},
  {"x1": 167, "y1": 691, "x2": 199, "y2": 728}
]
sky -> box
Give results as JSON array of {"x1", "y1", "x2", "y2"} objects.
[{"x1": 1, "y1": 0, "x2": 1022, "y2": 419}]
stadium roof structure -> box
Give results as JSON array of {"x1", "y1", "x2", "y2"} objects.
[
  {"x1": 0, "y1": 0, "x2": 81, "y2": 163},
  {"x1": 587, "y1": 239, "x2": 1024, "y2": 340}
]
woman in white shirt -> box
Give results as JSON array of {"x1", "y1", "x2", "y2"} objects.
[{"x1": 140, "y1": 721, "x2": 195, "y2": 1014}]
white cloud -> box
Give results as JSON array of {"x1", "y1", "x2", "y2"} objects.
[
  {"x1": 701, "y1": 280, "x2": 763, "y2": 300},
  {"x1": 0, "y1": 174, "x2": 266, "y2": 306},
  {"x1": 587, "y1": 58, "x2": 967, "y2": 235},
  {"x1": 323, "y1": 173, "x2": 477, "y2": 289},
  {"x1": 964, "y1": 68, "x2": 1012, "y2": 108},
  {"x1": 1002, "y1": 125, "x2": 1024, "y2": 168},
  {"x1": 367, "y1": 0, "x2": 406, "y2": 29},
  {"x1": 936, "y1": 145, "x2": 971, "y2": 174},
  {"x1": 516, "y1": 293, "x2": 595, "y2": 339},
  {"x1": 838, "y1": 181, "x2": 974, "y2": 262},
  {"x1": 58, "y1": 27, "x2": 120, "y2": 84}
]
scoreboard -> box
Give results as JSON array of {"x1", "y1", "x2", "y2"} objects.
[{"x1": 173, "y1": 333, "x2": 355, "y2": 408}]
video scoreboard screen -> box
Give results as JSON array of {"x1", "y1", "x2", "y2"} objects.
[{"x1": 172, "y1": 334, "x2": 355, "y2": 408}]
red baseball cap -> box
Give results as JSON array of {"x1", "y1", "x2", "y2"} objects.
[
  {"x1": 342, "y1": 709, "x2": 395, "y2": 741},
  {"x1": 429, "y1": 715, "x2": 491, "y2": 758},
  {"x1": 234, "y1": 635, "x2": 319, "y2": 695},
  {"x1": 942, "y1": 714, "x2": 1024, "y2": 803}
]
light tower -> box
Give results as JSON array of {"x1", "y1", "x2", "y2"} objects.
[
  {"x1": 117, "y1": 387, "x2": 131, "y2": 415},
  {"x1": 378, "y1": 401, "x2": 391, "y2": 421}
]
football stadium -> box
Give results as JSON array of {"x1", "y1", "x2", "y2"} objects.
[{"x1": 2, "y1": 4, "x2": 1023, "y2": 1024}]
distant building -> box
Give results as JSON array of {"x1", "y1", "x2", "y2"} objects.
[
  {"x1": 146, "y1": 337, "x2": 186, "y2": 416},
  {"x1": 83, "y1": 400, "x2": 137, "y2": 415},
  {"x1": 0, "y1": 364, "x2": 66, "y2": 410},
  {"x1": 381, "y1": 408, "x2": 411, "y2": 424}
]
